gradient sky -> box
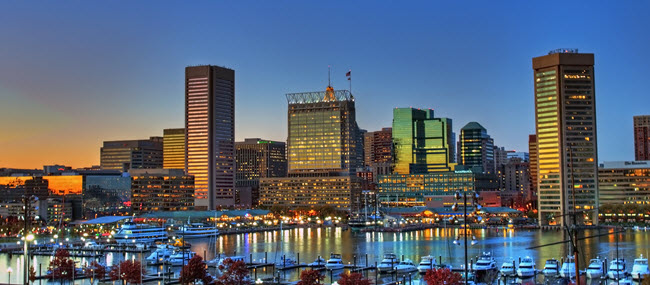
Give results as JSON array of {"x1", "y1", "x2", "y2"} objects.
[{"x1": 1, "y1": 1, "x2": 649, "y2": 169}]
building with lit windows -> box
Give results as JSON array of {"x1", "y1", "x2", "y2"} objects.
[
  {"x1": 392, "y1": 108, "x2": 455, "y2": 174},
  {"x1": 163, "y1": 128, "x2": 185, "y2": 170},
  {"x1": 533, "y1": 50, "x2": 599, "y2": 226},
  {"x1": 259, "y1": 85, "x2": 364, "y2": 211},
  {"x1": 130, "y1": 169, "x2": 194, "y2": 215},
  {"x1": 529, "y1": 134, "x2": 538, "y2": 203},
  {"x1": 185, "y1": 65, "x2": 235, "y2": 209},
  {"x1": 598, "y1": 161, "x2": 650, "y2": 205},
  {"x1": 634, "y1": 116, "x2": 650, "y2": 161},
  {"x1": 100, "y1": 137, "x2": 163, "y2": 171},
  {"x1": 458, "y1": 122, "x2": 495, "y2": 174},
  {"x1": 364, "y1": 127, "x2": 393, "y2": 179},
  {"x1": 235, "y1": 138, "x2": 287, "y2": 205}
]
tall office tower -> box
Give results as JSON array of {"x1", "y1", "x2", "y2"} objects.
[
  {"x1": 235, "y1": 138, "x2": 287, "y2": 205},
  {"x1": 286, "y1": 86, "x2": 363, "y2": 175},
  {"x1": 458, "y1": 122, "x2": 495, "y2": 174},
  {"x1": 634, "y1": 115, "x2": 650, "y2": 160},
  {"x1": 533, "y1": 50, "x2": 598, "y2": 226},
  {"x1": 185, "y1": 65, "x2": 235, "y2": 210},
  {"x1": 100, "y1": 137, "x2": 163, "y2": 171},
  {"x1": 499, "y1": 157, "x2": 531, "y2": 208},
  {"x1": 528, "y1": 134, "x2": 538, "y2": 203},
  {"x1": 364, "y1": 128, "x2": 393, "y2": 177},
  {"x1": 163, "y1": 128, "x2": 185, "y2": 170},
  {"x1": 392, "y1": 108, "x2": 454, "y2": 174}
]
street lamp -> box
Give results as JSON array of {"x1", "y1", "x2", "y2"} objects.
[
  {"x1": 7, "y1": 267, "x2": 13, "y2": 284},
  {"x1": 255, "y1": 278, "x2": 263, "y2": 284},
  {"x1": 22, "y1": 195, "x2": 38, "y2": 285},
  {"x1": 452, "y1": 190, "x2": 482, "y2": 285}
]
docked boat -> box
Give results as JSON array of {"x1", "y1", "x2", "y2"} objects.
[
  {"x1": 308, "y1": 257, "x2": 326, "y2": 267},
  {"x1": 168, "y1": 251, "x2": 196, "y2": 266},
  {"x1": 585, "y1": 257, "x2": 605, "y2": 279},
  {"x1": 207, "y1": 256, "x2": 245, "y2": 266},
  {"x1": 325, "y1": 253, "x2": 344, "y2": 270},
  {"x1": 377, "y1": 253, "x2": 399, "y2": 273},
  {"x1": 607, "y1": 258, "x2": 627, "y2": 280},
  {"x1": 500, "y1": 260, "x2": 516, "y2": 277},
  {"x1": 394, "y1": 259, "x2": 418, "y2": 273},
  {"x1": 516, "y1": 256, "x2": 536, "y2": 278},
  {"x1": 277, "y1": 256, "x2": 297, "y2": 267},
  {"x1": 175, "y1": 223, "x2": 219, "y2": 239},
  {"x1": 145, "y1": 244, "x2": 177, "y2": 265},
  {"x1": 560, "y1": 256, "x2": 577, "y2": 279},
  {"x1": 473, "y1": 252, "x2": 498, "y2": 284},
  {"x1": 631, "y1": 255, "x2": 649, "y2": 280},
  {"x1": 113, "y1": 222, "x2": 168, "y2": 244},
  {"x1": 83, "y1": 241, "x2": 103, "y2": 250},
  {"x1": 542, "y1": 259, "x2": 560, "y2": 277},
  {"x1": 417, "y1": 255, "x2": 436, "y2": 274}
]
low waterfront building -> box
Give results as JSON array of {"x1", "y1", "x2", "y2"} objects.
[
  {"x1": 130, "y1": 169, "x2": 194, "y2": 215},
  {"x1": 259, "y1": 175, "x2": 362, "y2": 210},
  {"x1": 599, "y1": 161, "x2": 650, "y2": 205}
]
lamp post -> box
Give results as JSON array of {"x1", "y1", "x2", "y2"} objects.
[
  {"x1": 22, "y1": 195, "x2": 38, "y2": 285},
  {"x1": 8, "y1": 267, "x2": 12, "y2": 284},
  {"x1": 452, "y1": 191, "x2": 482, "y2": 285}
]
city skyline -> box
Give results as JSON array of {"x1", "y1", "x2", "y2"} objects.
[{"x1": 2, "y1": 2, "x2": 650, "y2": 168}]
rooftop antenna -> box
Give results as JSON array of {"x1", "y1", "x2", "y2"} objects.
[{"x1": 328, "y1": 65, "x2": 331, "y2": 87}]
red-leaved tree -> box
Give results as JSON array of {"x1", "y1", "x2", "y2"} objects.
[
  {"x1": 337, "y1": 272, "x2": 372, "y2": 285},
  {"x1": 297, "y1": 269, "x2": 325, "y2": 285},
  {"x1": 214, "y1": 258, "x2": 252, "y2": 285},
  {"x1": 181, "y1": 255, "x2": 212, "y2": 284},
  {"x1": 48, "y1": 249, "x2": 75, "y2": 281},
  {"x1": 423, "y1": 268, "x2": 462, "y2": 285},
  {"x1": 29, "y1": 265, "x2": 36, "y2": 283},
  {"x1": 85, "y1": 261, "x2": 107, "y2": 279},
  {"x1": 109, "y1": 260, "x2": 144, "y2": 284}
]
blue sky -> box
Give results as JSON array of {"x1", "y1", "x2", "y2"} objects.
[{"x1": 1, "y1": 1, "x2": 648, "y2": 168}]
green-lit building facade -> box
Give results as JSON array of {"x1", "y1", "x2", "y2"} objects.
[{"x1": 392, "y1": 108, "x2": 455, "y2": 174}]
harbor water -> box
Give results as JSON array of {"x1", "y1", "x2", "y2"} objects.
[{"x1": 1, "y1": 227, "x2": 648, "y2": 284}]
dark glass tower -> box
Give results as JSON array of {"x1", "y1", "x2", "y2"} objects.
[
  {"x1": 185, "y1": 65, "x2": 235, "y2": 209},
  {"x1": 459, "y1": 122, "x2": 495, "y2": 174}
]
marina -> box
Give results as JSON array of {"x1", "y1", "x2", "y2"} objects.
[{"x1": 0, "y1": 226, "x2": 649, "y2": 284}]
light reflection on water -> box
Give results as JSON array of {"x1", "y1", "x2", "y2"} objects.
[{"x1": 0, "y1": 227, "x2": 648, "y2": 284}]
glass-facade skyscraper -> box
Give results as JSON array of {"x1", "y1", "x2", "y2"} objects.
[
  {"x1": 185, "y1": 65, "x2": 235, "y2": 210},
  {"x1": 533, "y1": 51, "x2": 598, "y2": 226},
  {"x1": 458, "y1": 122, "x2": 495, "y2": 174},
  {"x1": 392, "y1": 108, "x2": 454, "y2": 174}
]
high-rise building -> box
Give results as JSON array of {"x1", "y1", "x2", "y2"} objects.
[
  {"x1": 163, "y1": 128, "x2": 185, "y2": 170},
  {"x1": 458, "y1": 122, "x2": 495, "y2": 174},
  {"x1": 185, "y1": 65, "x2": 235, "y2": 210},
  {"x1": 364, "y1": 128, "x2": 393, "y2": 178},
  {"x1": 499, "y1": 158, "x2": 532, "y2": 208},
  {"x1": 259, "y1": 85, "x2": 364, "y2": 211},
  {"x1": 598, "y1": 161, "x2": 650, "y2": 205},
  {"x1": 533, "y1": 50, "x2": 599, "y2": 226},
  {"x1": 528, "y1": 134, "x2": 538, "y2": 204},
  {"x1": 100, "y1": 137, "x2": 163, "y2": 171},
  {"x1": 634, "y1": 115, "x2": 650, "y2": 160},
  {"x1": 235, "y1": 138, "x2": 287, "y2": 205},
  {"x1": 130, "y1": 169, "x2": 194, "y2": 215},
  {"x1": 392, "y1": 108, "x2": 454, "y2": 174}
]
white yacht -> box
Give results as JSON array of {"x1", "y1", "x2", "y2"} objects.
[
  {"x1": 500, "y1": 260, "x2": 516, "y2": 277},
  {"x1": 473, "y1": 252, "x2": 497, "y2": 271},
  {"x1": 631, "y1": 255, "x2": 649, "y2": 280},
  {"x1": 607, "y1": 258, "x2": 627, "y2": 280},
  {"x1": 83, "y1": 241, "x2": 103, "y2": 250},
  {"x1": 417, "y1": 255, "x2": 436, "y2": 274},
  {"x1": 308, "y1": 257, "x2": 326, "y2": 267},
  {"x1": 207, "y1": 256, "x2": 245, "y2": 266},
  {"x1": 585, "y1": 257, "x2": 605, "y2": 279},
  {"x1": 395, "y1": 259, "x2": 418, "y2": 273},
  {"x1": 145, "y1": 244, "x2": 177, "y2": 265},
  {"x1": 542, "y1": 259, "x2": 560, "y2": 277},
  {"x1": 168, "y1": 251, "x2": 196, "y2": 266},
  {"x1": 517, "y1": 256, "x2": 536, "y2": 278},
  {"x1": 377, "y1": 253, "x2": 399, "y2": 273},
  {"x1": 175, "y1": 223, "x2": 219, "y2": 239},
  {"x1": 325, "y1": 253, "x2": 344, "y2": 270},
  {"x1": 560, "y1": 256, "x2": 577, "y2": 279},
  {"x1": 113, "y1": 222, "x2": 168, "y2": 244}
]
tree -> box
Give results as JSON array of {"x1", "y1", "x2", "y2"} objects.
[
  {"x1": 181, "y1": 255, "x2": 212, "y2": 284},
  {"x1": 297, "y1": 269, "x2": 325, "y2": 285},
  {"x1": 85, "y1": 261, "x2": 106, "y2": 279},
  {"x1": 214, "y1": 258, "x2": 252, "y2": 285},
  {"x1": 48, "y1": 249, "x2": 75, "y2": 281},
  {"x1": 423, "y1": 268, "x2": 462, "y2": 285},
  {"x1": 29, "y1": 265, "x2": 36, "y2": 283},
  {"x1": 641, "y1": 274, "x2": 649, "y2": 285},
  {"x1": 337, "y1": 272, "x2": 372, "y2": 285},
  {"x1": 109, "y1": 260, "x2": 144, "y2": 284}
]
